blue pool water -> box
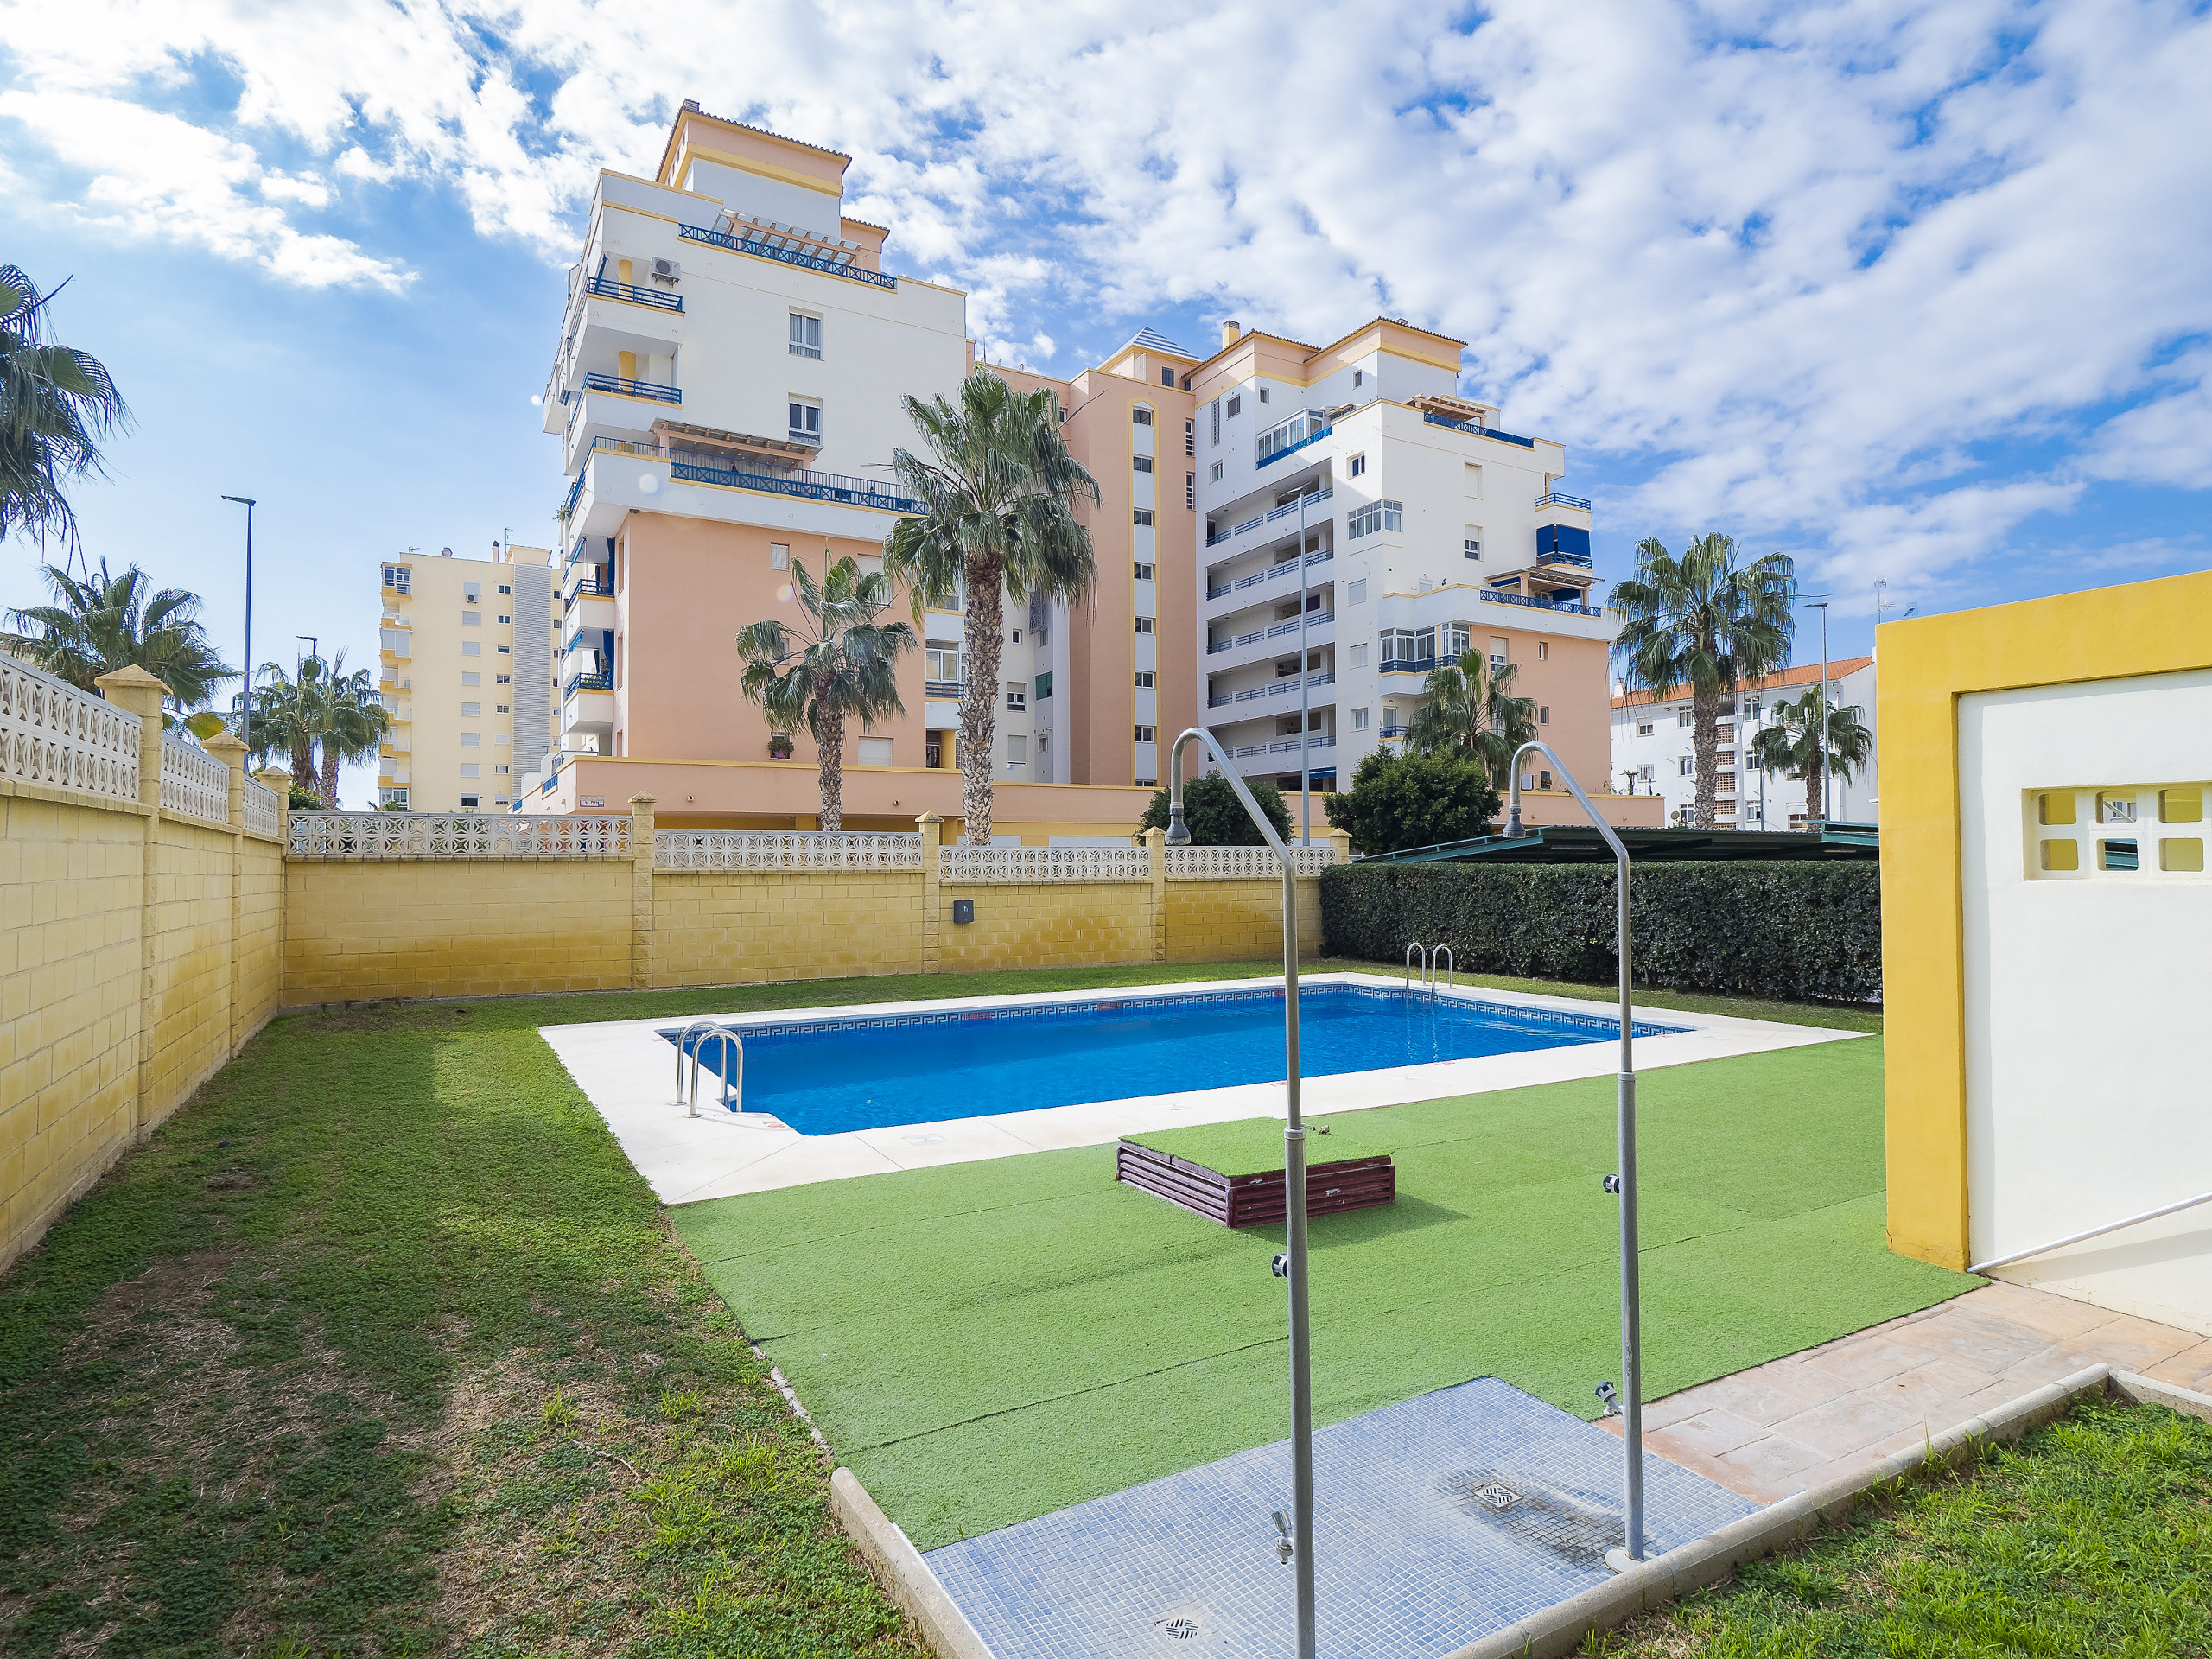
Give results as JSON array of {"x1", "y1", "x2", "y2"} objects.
[{"x1": 662, "y1": 986, "x2": 1681, "y2": 1137}]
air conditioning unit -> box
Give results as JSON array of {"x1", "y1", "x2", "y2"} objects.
[{"x1": 650, "y1": 257, "x2": 681, "y2": 283}]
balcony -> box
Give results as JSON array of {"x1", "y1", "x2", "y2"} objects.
[
  {"x1": 677, "y1": 222, "x2": 897, "y2": 290},
  {"x1": 1536, "y1": 548, "x2": 1593, "y2": 569},
  {"x1": 565, "y1": 671, "x2": 613, "y2": 696},
  {"x1": 1205, "y1": 484, "x2": 1334, "y2": 549},
  {"x1": 925, "y1": 679, "x2": 965, "y2": 699},
  {"x1": 1535, "y1": 491, "x2": 1591, "y2": 512},
  {"x1": 1421, "y1": 410, "x2": 1535, "y2": 448},
  {"x1": 584, "y1": 371, "x2": 681, "y2": 404},
  {"x1": 1206, "y1": 611, "x2": 1336, "y2": 655},
  {"x1": 1207, "y1": 671, "x2": 1335, "y2": 709},
  {"x1": 1255, "y1": 410, "x2": 1332, "y2": 470},
  {"x1": 587, "y1": 275, "x2": 682, "y2": 312},
  {"x1": 1206, "y1": 549, "x2": 1333, "y2": 604},
  {"x1": 1230, "y1": 735, "x2": 1337, "y2": 777},
  {"x1": 1479, "y1": 588, "x2": 1601, "y2": 619}
]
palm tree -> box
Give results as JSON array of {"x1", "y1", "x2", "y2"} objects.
[
  {"x1": 1, "y1": 267, "x2": 129, "y2": 555},
  {"x1": 5, "y1": 559, "x2": 232, "y2": 708},
  {"x1": 735, "y1": 551, "x2": 915, "y2": 831},
  {"x1": 1611, "y1": 534, "x2": 1796, "y2": 829},
  {"x1": 1407, "y1": 647, "x2": 1537, "y2": 780},
  {"x1": 247, "y1": 659, "x2": 322, "y2": 791},
  {"x1": 1749, "y1": 687, "x2": 1872, "y2": 826},
  {"x1": 314, "y1": 653, "x2": 388, "y2": 809},
  {"x1": 884, "y1": 372, "x2": 1099, "y2": 843},
  {"x1": 242, "y1": 652, "x2": 388, "y2": 810}
]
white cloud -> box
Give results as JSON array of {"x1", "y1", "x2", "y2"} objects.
[{"x1": 0, "y1": 0, "x2": 2206, "y2": 595}]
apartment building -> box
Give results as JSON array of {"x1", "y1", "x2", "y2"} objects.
[
  {"x1": 1187, "y1": 319, "x2": 1614, "y2": 817},
  {"x1": 377, "y1": 544, "x2": 559, "y2": 811},
  {"x1": 1609, "y1": 656, "x2": 1878, "y2": 828}
]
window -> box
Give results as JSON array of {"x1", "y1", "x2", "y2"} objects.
[
  {"x1": 859, "y1": 737, "x2": 893, "y2": 766},
  {"x1": 1536, "y1": 641, "x2": 1547, "y2": 659},
  {"x1": 1208, "y1": 461, "x2": 1223, "y2": 482},
  {"x1": 1539, "y1": 706, "x2": 1549, "y2": 725},
  {"x1": 1349, "y1": 454, "x2": 1366, "y2": 477},
  {"x1": 1006, "y1": 735, "x2": 1027, "y2": 764},
  {"x1": 496, "y1": 613, "x2": 511, "y2": 625},
  {"x1": 1637, "y1": 721, "x2": 1654, "y2": 736},
  {"x1": 462, "y1": 640, "x2": 481, "y2": 657},
  {"x1": 925, "y1": 642, "x2": 961, "y2": 683},
  {"x1": 495, "y1": 673, "x2": 510, "y2": 685},
  {"x1": 493, "y1": 733, "x2": 510, "y2": 746},
  {"x1": 1134, "y1": 671, "x2": 1154, "y2": 688},
  {"x1": 1745, "y1": 751, "x2": 1761, "y2": 772},
  {"x1": 1348, "y1": 579, "x2": 1368, "y2": 606},
  {"x1": 461, "y1": 732, "x2": 480, "y2": 748},
  {"x1": 1134, "y1": 616, "x2": 1155, "y2": 634},
  {"x1": 1227, "y1": 394, "x2": 1241, "y2": 417},
  {"x1": 1677, "y1": 709, "x2": 1694, "y2": 728},
  {"x1": 1186, "y1": 473, "x2": 1195, "y2": 509},
  {"x1": 1035, "y1": 671, "x2": 1053, "y2": 699},
  {"x1": 1132, "y1": 406, "x2": 1154, "y2": 426},
  {"x1": 1350, "y1": 643, "x2": 1368, "y2": 667},
  {"x1": 1463, "y1": 464, "x2": 1484, "y2": 499},
  {"x1": 495, "y1": 764, "x2": 510, "y2": 776},
  {"x1": 461, "y1": 763, "x2": 480, "y2": 779},
  {"x1": 497, "y1": 645, "x2": 510, "y2": 654},
  {"x1": 461, "y1": 702, "x2": 481, "y2": 716},
  {"x1": 1211, "y1": 399, "x2": 1220, "y2": 445},
  {"x1": 1133, "y1": 455, "x2": 1154, "y2": 474},
  {"x1": 1378, "y1": 628, "x2": 1421, "y2": 670},
  {"x1": 1010, "y1": 627, "x2": 1021, "y2": 645},
  {"x1": 463, "y1": 610, "x2": 482, "y2": 626},
  {"x1": 1346, "y1": 499, "x2": 1402, "y2": 539},
  {"x1": 789, "y1": 312, "x2": 823, "y2": 358},
  {"x1": 1133, "y1": 561, "x2": 1154, "y2": 580},
  {"x1": 462, "y1": 671, "x2": 481, "y2": 686},
  {"x1": 768, "y1": 543, "x2": 790, "y2": 570},
  {"x1": 1353, "y1": 369, "x2": 1364, "y2": 389},
  {"x1": 788, "y1": 398, "x2": 822, "y2": 442},
  {"x1": 460, "y1": 793, "x2": 480, "y2": 806},
  {"x1": 496, "y1": 703, "x2": 510, "y2": 714},
  {"x1": 1160, "y1": 366, "x2": 1174, "y2": 385},
  {"x1": 463, "y1": 581, "x2": 482, "y2": 600},
  {"x1": 1744, "y1": 699, "x2": 1762, "y2": 721},
  {"x1": 1444, "y1": 624, "x2": 1471, "y2": 657},
  {"x1": 1679, "y1": 758, "x2": 1694, "y2": 777},
  {"x1": 498, "y1": 583, "x2": 512, "y2": 595},
  {"x1": 1007, "y1": 683, "x2": 1027, "y2": 710},
  {"x1": 1184, "y1": 418, "x2": 1194, "y2": 456},
  {"x1": 1352, "y1": 707, "x2": 1370, "y2": 730},
  {"x1": 1465, "y1": 531, "x2": 1482, "y2": 561},
  {"x1": 1135, "y1": 725, "x2": 1156, "y2": 742},
  {"x1": 381, "y1": 564, "x2": 411, "y2": 593},
  {"x1": 1134, "y1": 509, "x2": 1154, "y2": 526}
]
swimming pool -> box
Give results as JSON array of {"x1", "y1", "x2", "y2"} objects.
[{"x1": 662, "y1": 986, "x2": 1682, "y2": 1137}]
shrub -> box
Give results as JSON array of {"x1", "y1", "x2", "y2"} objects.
[
  {"x1": 1320, "y1": 859, "x2": 1881, "y2": 1002},
  {"x1": 1139, "y1": 773, "x2": 1293, "y2": 845},
  {"x1": 1323, "y1": 752, "x2": 1499, "y2": 855}
]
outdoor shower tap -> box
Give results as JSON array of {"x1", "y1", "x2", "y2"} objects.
[{"x1": 1273, "y1": 1510, "x2": 1295, "y2": 1564}]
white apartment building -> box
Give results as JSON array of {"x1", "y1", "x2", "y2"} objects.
[
  {"x1": 1189, "y1": 321, "x2": 1617, "y2": 802},
  {"x1": 1609, "y1": 655, "x2": 1878, "y2": 828},
  {"x1": 377, "y1": 544, "x2": 560, "y2": 811}
]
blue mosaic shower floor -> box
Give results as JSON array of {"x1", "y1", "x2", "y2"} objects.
[{"x1": 925, "y1": 1376, "x2": 1758, "y2": 1658}]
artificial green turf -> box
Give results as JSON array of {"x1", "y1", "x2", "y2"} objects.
[
  {"x1": 675, "y1": 1036, "x2": 1980, "y2": 1548},
  {"x1": 1123, "y1": 1117, "x2": 1395, "y2": 1177}
]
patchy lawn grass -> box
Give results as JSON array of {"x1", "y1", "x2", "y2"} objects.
[
  {"x1": 0, "y1": 957, "x2": 1878, "y2": 1656},
  {"x1": 1596, "y1": 1396, "x2": 2212, "y2": 1656}
]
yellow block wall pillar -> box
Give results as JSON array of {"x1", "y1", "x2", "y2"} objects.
[
  {"x1": 206, "y1": 729, "x2": 250, "y2": 1058},
  {"x1": 95, "y1": 666, "x2": 167, "y2": 1141},
  {"x1": 1143, "y1": 827, "x2": 1167, "y2": 963},
  {"x1": 630, "y1": 794, "x2": 657, "y2": 990},
  {"x1": 917, "y1": 812, "x2": 943, "y2": 974}
]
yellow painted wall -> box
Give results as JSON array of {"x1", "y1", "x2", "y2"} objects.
[
  {"x1": 1162, "y1": 879, "x2": 1321, "y2": 963},
  {"x1": 1880, "y1": 569, "x2": 2212, "y2": 1271},
  {"x1": 652, "y1": 871, "x2": 925, "y2": 986},
  {"x1": 938, "y1": 881, "x2": 1154, "y2": 971},
  {"x1": 283, "y1": 861, "x2": 633, "y2": 1002}
]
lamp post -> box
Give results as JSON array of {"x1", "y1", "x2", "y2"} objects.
[
  {"x1": 221, "y1": 495, "x2": 256, "y2": 735},
  {"x1": 1804, "y1": 598, "x2": 1831, "y2": 824},
  {"x1": 1504, "y1": 741, "x2": 1645, "y2": 1564},
  {"x1": 1166, "y1": 728, "x2": 1317, "y2": 1657}
]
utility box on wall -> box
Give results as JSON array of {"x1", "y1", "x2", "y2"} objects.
[{"x1": 951, "y1": 899, "x2": 975, "y2": 925}]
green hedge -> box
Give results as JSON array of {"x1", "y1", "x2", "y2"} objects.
[{"x1": 1319, "y1": 859, "x2": 1881, "y2": 1003}]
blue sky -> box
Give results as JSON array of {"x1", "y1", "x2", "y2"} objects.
[{"x1": 3, "y1": 0, "x2": 2209, "y2": 805}]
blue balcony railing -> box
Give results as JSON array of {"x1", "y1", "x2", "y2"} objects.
[
  {"x1": 1535, "y1": 491, "x2": 1592, "y2": 512},
  {"x1": 925, "y1": 679, "x2": 965, "y2": 699},
  {"x1": 677, "y1": 222, "x2": 898, "y2": 290},
  {"x1": 564, "y1": 671, "x2": 613, "y2": 696},
  {"x1": 1536, "y1": 548, "x2": 1593, "y2": 569},
  {"x1": 1422, "y1": 410, "x2": 1536, "y2": 448},
  {"x1": 1255, "y1": 411, "x2": 1332, "y2": 469},
  {"x1": 560, "y1": 472, "x2": 586, "y2": 522},
  {"x1": 580, "y1": 435, "x2": 923, "y2": 514},
  {"x1": 567, "y1": 575, "x2": 611, "y2": 599},
  {"x1": 1480, "y1": 588, "x2": 1601, "y2": 618},
  {"x1": 1379, "y1": 658, "x2": 1436, "y2": 676},
  {"x1": 588, "y1": 276, "x2": 683, "y2": 312},
  {"x1": 584, "y1": 371, "x2": 682, "y2": 404}
]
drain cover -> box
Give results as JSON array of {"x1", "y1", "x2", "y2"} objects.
[
  {"x1": 1162, "y1": 1617, "x2": 1198, "y2": 1640},
  {"x1": 1440, "y1": 1469, "x2": 1620, "y2": 1567},
  {"x1": 1467, "y1": 1480, "x2": 1522, "y2": 1511}
]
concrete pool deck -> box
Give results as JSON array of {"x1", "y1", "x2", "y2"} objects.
[{"x1": 543, "y1": 972, "x2": 1862, "y2": 1204}]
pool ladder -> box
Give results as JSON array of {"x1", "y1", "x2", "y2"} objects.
[
  {"x1": 673, "y1": 1019, "x2": 745, "y2": 1117},
  {"x1": 1403, "y1": 942, "x2": 1455, "y2": 999}
]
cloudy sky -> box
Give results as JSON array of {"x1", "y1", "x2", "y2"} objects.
[{"x1": 3, "y1": 0, "x2": 2208, "y2": 804}]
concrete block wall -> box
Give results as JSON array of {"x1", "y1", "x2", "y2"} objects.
[
  {"x1": 1161, "y1": 878, "x2": 1321, "y2": 964},
  {"x1": 652, "y1": 870, "x2": 926, "y2": 987},
  {"x1": 938, "y1": 880, "x2": 1154, "y2": 971}
]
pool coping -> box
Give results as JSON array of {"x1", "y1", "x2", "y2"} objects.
[{"x1": 540, "y1": 973, "x2": 1866, "y2": 1205}]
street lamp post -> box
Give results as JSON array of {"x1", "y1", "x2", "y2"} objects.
[
  {"x1": 221, "y1": 495, "x2": 257, "y2": 735},
  {"x1": 1504, "y1": 741, "x2": 1646, "y2": 1564},
  {"x1": 1804, "y1": 597, "x2": 1831, "y2": 824},
  {"x1": 1166, "y1": 728, "x2": 1318, "y2": 1657}
]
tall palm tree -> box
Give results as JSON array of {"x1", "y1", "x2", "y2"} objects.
[
  {"x1": 884, "y1": 371, "x2": 1099, "y2": 843},
  {"x1": 1749, "y1": 687, "x2": 1872, "y2": 826},
  {"x1": 313, "y1": 652, "x2": 388, "y2": 809},
  {"x1": 1407, "y1": 647, "x2": 1537, "y2": 780},
  {"x1": 0, "y1": 267, "x2": 129, "y2": 556},
  {"x1": 735, "y1": 551, "x2": 915, "y2": 831},
  {"x1": 247, "y1": 659, "x2": 322, "y2": 791},
  {"x1": 5, "y1": 559, "x2": 232, "y2": 708},
  {"x1": 1611, "y1": 533, "x2": 1796, "y2": 829}
]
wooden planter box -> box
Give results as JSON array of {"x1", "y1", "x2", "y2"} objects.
[{"x1": 1116, "y1": 1138, "x2": 1395, "y2": 1227}]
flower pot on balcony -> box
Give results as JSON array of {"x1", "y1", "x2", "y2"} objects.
[{"x1": 767, "y1": 735, "x2": 794, "y2": 760}]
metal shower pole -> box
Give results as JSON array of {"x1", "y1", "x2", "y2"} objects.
[
  {"x1": 221, "y1": 495, "x2": 257, "y2": 735},
  {"x1": 1505, "y1": 741, "x2": 1644, "y2": 1562},
  {"x1": 1166, "y1": 727, "x2": 1316, "y2": 1657},
  {"x1": 1297, "y1": 488, "x2": 1312, "y2": 843}
]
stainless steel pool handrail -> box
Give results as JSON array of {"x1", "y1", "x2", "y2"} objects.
[
  {"x1": 1404, "y1": 942, "x2": 1428, "y2": 995},
  {"x1": 1433, "y1": 944, "x2": 1454, "y2": 991},
  {"x1": 673, "y1": 1019, "x2": 744, "y2": 1116},
  {"x1": 1166, "y1": 728, "x2": 1319, "y2": 1659}
]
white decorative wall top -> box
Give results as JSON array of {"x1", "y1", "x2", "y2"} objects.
[
  {"x1": 160, "y1": 734, "x2": 232, "y2": 824},
  {"x1": 1163, "y1": 844, "x2": 1340, "y2": 880},
  {"x1": 0, "y1": 657, "x2": 141, "y2": 804},
  {"x1": 243, "y1": 778, "x2": 282, "y2": 840},
  {"x1": 656, "y1": 830, "x2": 925, "y2": 870},
  {"x1": 939, "y1": 844, "x2": 1152, "y2": 883},
  {"x1": 289, "y1": 812, "x2": 632, "y2": 858}
]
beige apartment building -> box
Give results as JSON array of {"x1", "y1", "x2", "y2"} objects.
[{"x1": 378, "y1": 545, "x2": 558, "y2": 811}]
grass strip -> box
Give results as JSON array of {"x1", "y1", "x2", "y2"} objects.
[{"x1": 1598, "y1": 1396, "x2": 2212, "y2": 1655}]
